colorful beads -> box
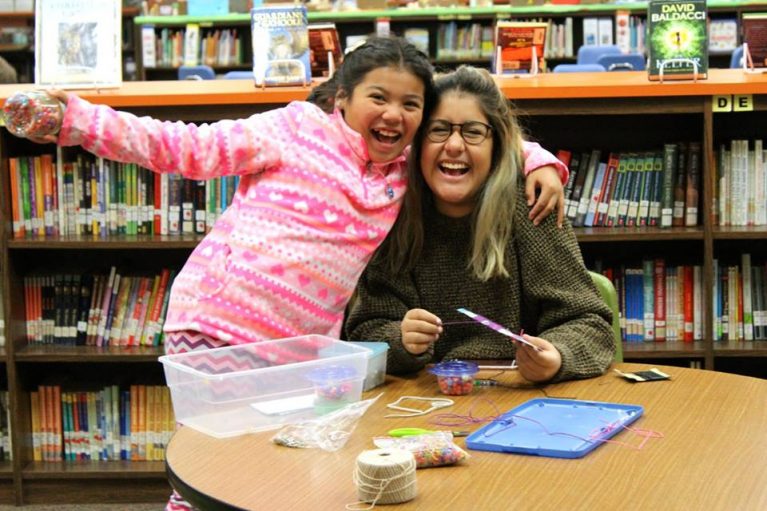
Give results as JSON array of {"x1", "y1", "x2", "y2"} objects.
[
  {"x1": 315, "y1": 381, "x2": 353, "y2": 400},
  {"x1": 306, "y1": 365, "x2": 358, "y2": 414},
  {"x1": 411, "y1": 442, "x2": 467, "y2": 467},
  {"x1": 436, "y1": 374, "x2": 475, "y2": 395},
  {"x1": 428, "y1": 360, "x2": 479, "y2": 396},
  {"x1": 373, "y1": 431, "x2": 469, "y2": 468},
  {"x1": 2, "y1": 91, "x2": 64, "y2": 139}
]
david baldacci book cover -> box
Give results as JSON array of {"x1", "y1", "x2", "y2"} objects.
[
  {"x1": 647, "y1": 0, "x2": 707, "y2": 81},
  {"x1": 251, "y1": 5, "x2": 311, "y2": 87}
]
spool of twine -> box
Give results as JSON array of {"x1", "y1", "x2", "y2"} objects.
[{"x1": 352, "y1": 448, "x2": 417, "y2": 507}]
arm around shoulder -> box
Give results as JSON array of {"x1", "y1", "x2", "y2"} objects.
[{"x1": 521, "y1": 140, "x2": 569, "y2": 184}]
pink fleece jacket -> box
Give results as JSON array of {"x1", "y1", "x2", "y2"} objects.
[{"x1": 59, "y1": 97, "x2": 567, "y2": 344}]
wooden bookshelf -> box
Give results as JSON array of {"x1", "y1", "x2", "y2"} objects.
[{"x1": 0, "y1": 68, "x2": 766, "y2": 504}]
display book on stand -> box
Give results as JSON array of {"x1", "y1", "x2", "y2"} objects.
[
  {"x1": 739, "y1": 12, "x2": 767, "y2": 74},
  {"x1": 34, "y1": 0, "x2": 123, "y2": 89},
  {"x1": 646, "y1": 0, "x2": 708, "y2": 82},
  {"x1": 250, "y1": 4, "x2": 341, "y2": 88},
  {"x1": 491, "y1": 20, "x2": 548, "y2": 78}
]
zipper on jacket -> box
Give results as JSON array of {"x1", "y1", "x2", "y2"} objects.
[{"x1": 367, "y1": 161, "x2": 394, "y2": 199}]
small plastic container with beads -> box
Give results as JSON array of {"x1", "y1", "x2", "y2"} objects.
[
  {"x1": 306, "y1": 365, "x2": 358, "y2": 414},
  {"x1": 2, "y1": 90, "x2": 65, "y2": 139},
  {"x1": 429, "y1": 360, "x2": 479, "y2": 396}
]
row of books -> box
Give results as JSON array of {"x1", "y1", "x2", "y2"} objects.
[
  {"x1": 142, "y1": 26, "x2": 245, "y2": 69},
  {"x1": 598, "y1": 254, "x2": 767, "y2": 343},
  {"x1": 714, "y1": 139, "x2": 767, "y2": 227},
  {"x1": 31, "y1": 384, "x2": 174, "y2": 462},
  {"x1": 713, "y1": 254, "x2": 767, "y2": 342},
  {"x1": 434, "y1": 17, "x2": 576, "y2": 64},
  {"x1": 614, "y1": 11, "x2": 647, "y2": 55},
  {"x1": 598, "y1": 261, "x2": 704, "y2": 343},
  {"x1": 557, "y1": 142, "x2": 701, "y2": 229},
  {"x1": 23, "y1": 268, "x2": 176, "y2": 347},
  {"x1": 435, "y1": 22, "x2": 494, "y2": 61},
  {"x1": 7, "y1": 151, "x2": 240, "y2": 239}
]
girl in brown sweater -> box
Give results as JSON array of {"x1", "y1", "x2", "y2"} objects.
[{"x1": 345, "y1": 66, "x2": 615, "y2": 383}]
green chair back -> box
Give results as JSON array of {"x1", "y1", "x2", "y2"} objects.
[{"x1": 588, "y1": 271, "x2": 623, "y2": 363}]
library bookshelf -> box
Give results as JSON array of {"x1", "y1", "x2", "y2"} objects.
[
  {"x1": 133, "y1": 0, "x2": 767, "y2": 79},
  {"x1": 0, "y1": 69, "x2": 766, "y2": 504}
]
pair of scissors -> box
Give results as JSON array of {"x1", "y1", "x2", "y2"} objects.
[{"x1": 387, "y1": 427, "x2": 470, "y2": 438}]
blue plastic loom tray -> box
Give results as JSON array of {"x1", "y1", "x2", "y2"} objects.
[{"x1": 465, "y1": 398, "x2": 644, "y2": 459}]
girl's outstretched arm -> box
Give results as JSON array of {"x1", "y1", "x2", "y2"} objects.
[{"x1": 53, "y1": 92, "x2": 292, "y2": 180}]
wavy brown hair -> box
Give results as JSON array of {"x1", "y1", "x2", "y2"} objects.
[{"x1": 377, "y1": 66, "x2": 526, "y2": 280}]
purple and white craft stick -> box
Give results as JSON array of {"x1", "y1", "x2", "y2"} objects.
[{"x1": 456, "y1": 308, "x2": 543, "y2": 351}]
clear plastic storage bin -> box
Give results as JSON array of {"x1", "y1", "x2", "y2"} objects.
[
  {"x1": 159, "y1": 335, "x2": 368, "y2": 437},
  {"x1": 347, "y1": 341, "x2": 389, "y2": 391}
]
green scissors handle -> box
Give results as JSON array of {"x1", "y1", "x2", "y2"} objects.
[{"x1": 388, "y1": 427, "x2": 470, "y2": 437}]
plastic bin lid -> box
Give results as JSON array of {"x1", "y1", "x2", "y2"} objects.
[
  {"x1": 465, "y1": 398, "x2": 644, "y2": 459},
  {"x1": 347, "y1": 341, "x2": 389, "y2": 357},
  {"x1": 306, "y1": 364, "x2": 358, "y2": 384},
  {"x1": 428, "y1": 360, "x2": 479, "y2": 377}
]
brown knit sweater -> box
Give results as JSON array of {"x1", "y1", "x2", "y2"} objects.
[{"x1": 344, "y1": 183, "x2": 615, "y2": 383}]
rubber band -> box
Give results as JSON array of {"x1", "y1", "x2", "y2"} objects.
[{"x1": 385, "y1": 396, "x2": 454, "y2": 418}]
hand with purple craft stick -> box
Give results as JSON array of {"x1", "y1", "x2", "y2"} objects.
[
  {"x1": 456, "y1": 308, "x2": 543, "y2": 351},
  {"x1": 401, "y1": 308, "x2": 443, "y2": 355}
]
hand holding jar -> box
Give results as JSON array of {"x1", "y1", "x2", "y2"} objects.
[{"x1": 2, "y1": 90, "x2": 66, "y2": 140}]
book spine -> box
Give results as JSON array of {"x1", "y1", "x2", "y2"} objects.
[
  {"x1": 625, "y1": 155, "x2": 642, "y2": 227},
  {"x1": 574, "y1": 150, "x2": 601, "y2": 227},
  {"x1": 637, "y1": 153, "x2": 654, "y2": 226},
  {"x1": 93, "y1": 267, "x2": 117, "y2": 346},
  {"x1": 153, "y1": 270, "x2": 176, "y2": 346},
  {"x1": 606, "y1": 154, "x2": 627, "y2": 227},
  {"x1": 685, "y1": 142, "x2": 701, "y2": 226},
  {"x1": 683, "y1": 265, "x2": 695, "y2": 342},
  {"x1": 660, "y1": 143, "x2": 678, "y2": 227},
  {"x1": 8, "y1": 158, "x2": 24, "y2": 238},
  {"x1": 653, "y1": 258, "x2": 666, "y2": 342},
  {"x1": 595, "y1": 153, "x2": 619, "y2": 227},
  {"x1": 584, "y1": 162, "x2": 606, "y2": 227},
  {"x1": 693, "y1": 265, "x2": 703, "y2": 341},
  {"x1": 742, "y1": 253, "x2": 754, "y2": 341},
  {"x1": 672, "y1": 141, "x2": 689, "y2": 227}
]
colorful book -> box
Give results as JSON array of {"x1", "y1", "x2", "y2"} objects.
[
  {"x1": 251, "y1": 5, "x2": 310, "y2": 87},
  {"x1": 672, "y1": 141, "x2": 688, "y2": 226},
  {"x1": 647, "y1": 0, "x2": 707, "y2": 81},
  {"x1": 742, "y1": 12, "x2": 767, "y2": 70},
  {"x1": 493, "y1": 21, "x2": 548, "y2": 74},
  {"x1": 307, "y1": 23, "x2": 341, "y2": 78},
  {"x1": 684, "y1": 141, "x2": 701, "y2": 226}
]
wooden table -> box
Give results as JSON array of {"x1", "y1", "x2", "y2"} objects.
[{"x1": 165, "y1": 363, "x2": 767, "y2": 510}]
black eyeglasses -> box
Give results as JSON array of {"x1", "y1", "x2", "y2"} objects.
[{"x1": 425, "y1": 120, "x2": 492, "y2": 145}]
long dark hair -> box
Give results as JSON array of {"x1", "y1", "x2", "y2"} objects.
[
  {"x1": 306, "y1": 36, "x2": 435, "y2": 118},
  {"x1": 380, "y1": 66, "x2": 525, "y2": 280}
]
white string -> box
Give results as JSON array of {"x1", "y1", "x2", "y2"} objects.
[{"x1": 345, "y1": 449, "x2": 417, "y2": 510}]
